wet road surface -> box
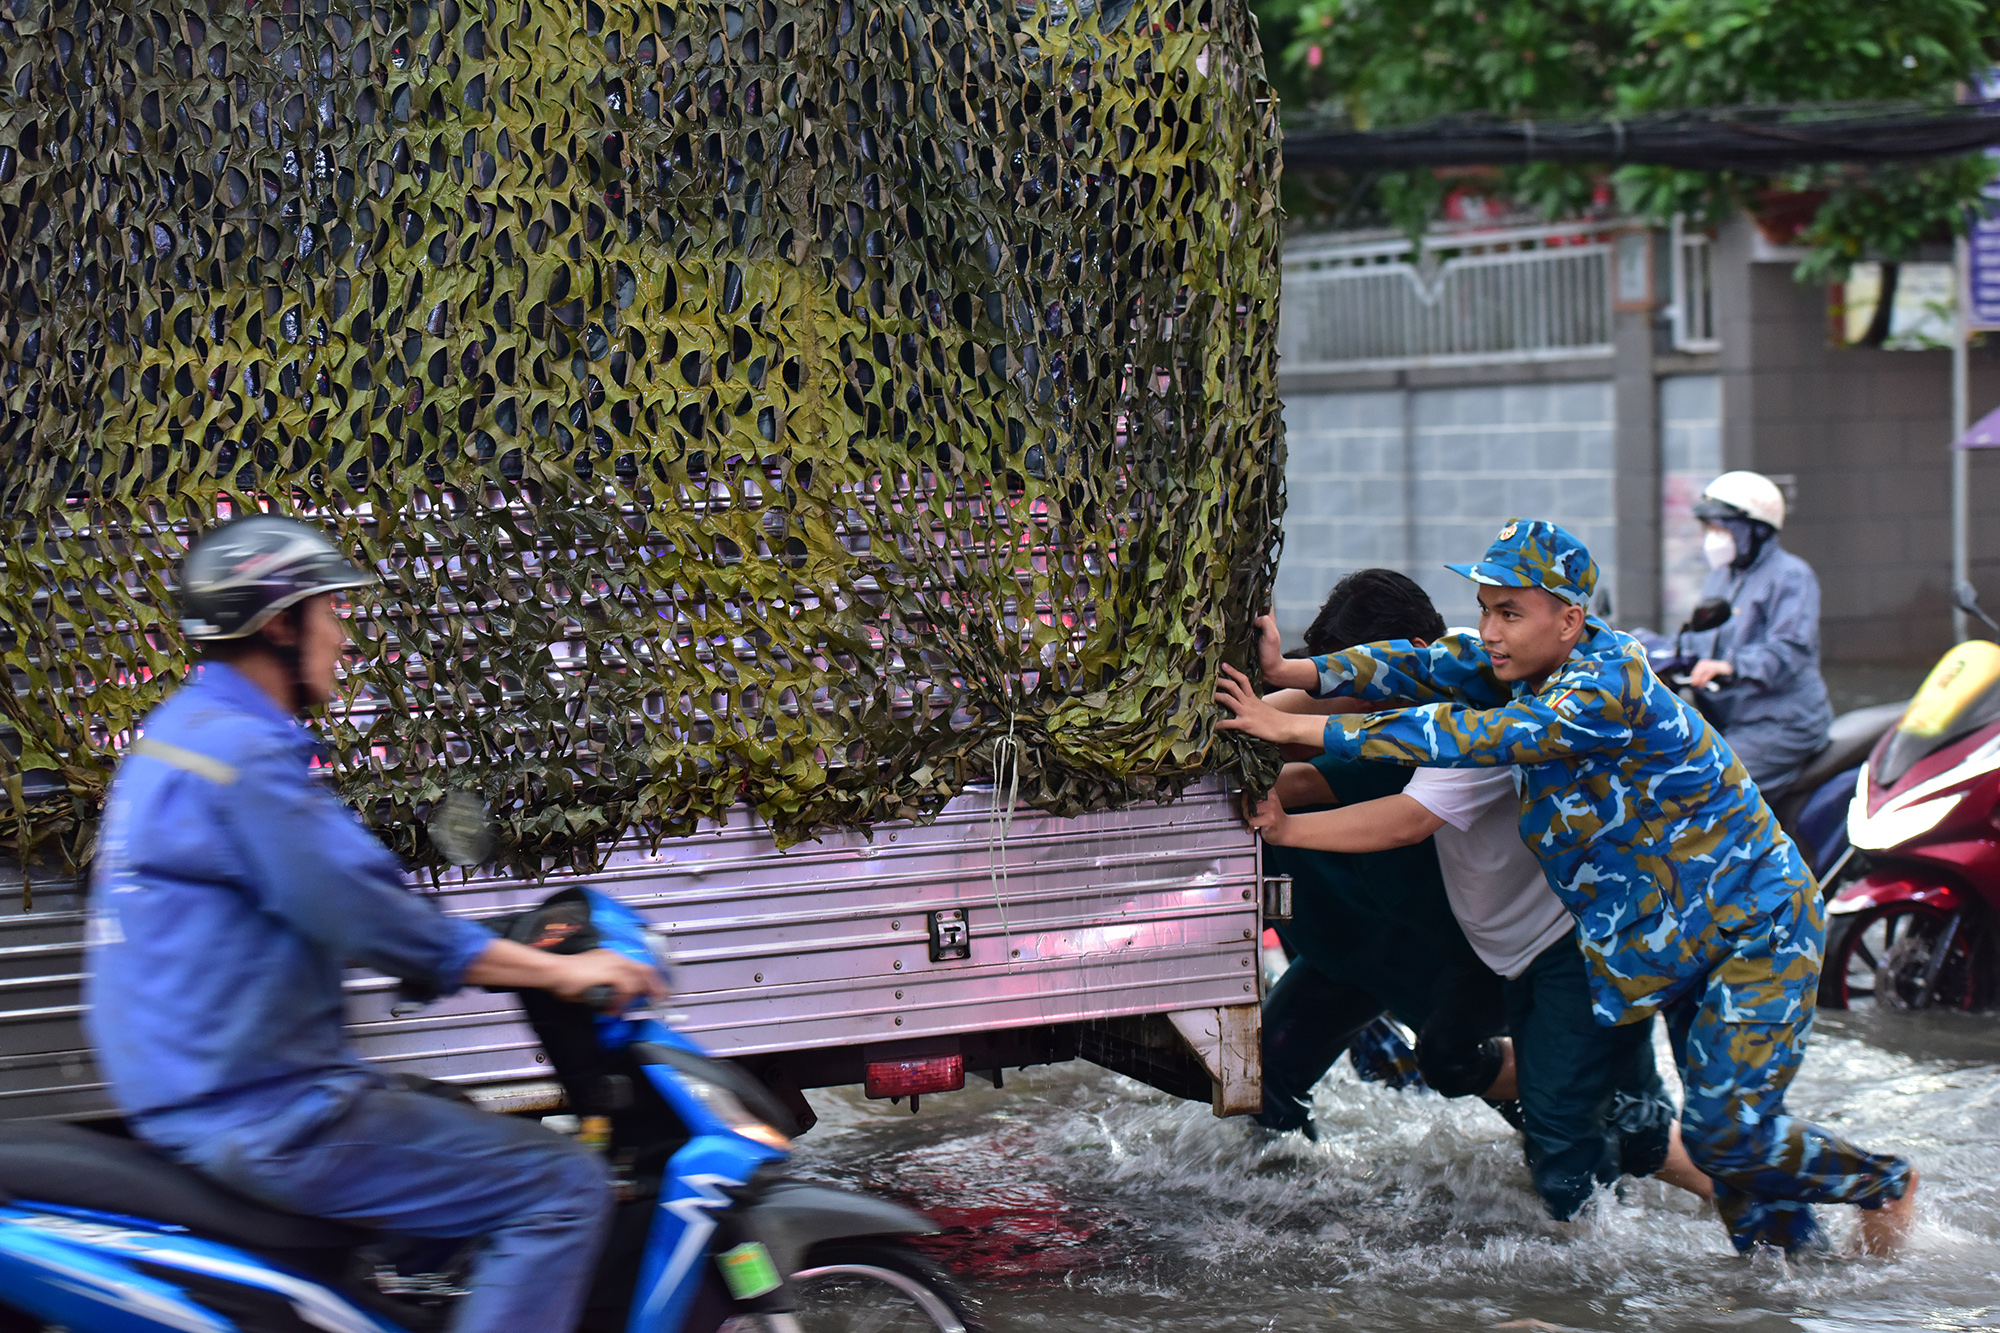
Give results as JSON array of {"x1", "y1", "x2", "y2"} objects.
[{"x1": 793, "y1": 1009, "x2": 2000, "y2": 1332}]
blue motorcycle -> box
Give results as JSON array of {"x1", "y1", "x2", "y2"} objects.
[{"x1": 0, "y1": 888, "x2": 978, "y2": 1332}]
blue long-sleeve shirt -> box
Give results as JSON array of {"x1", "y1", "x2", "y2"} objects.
[
  {"x1": 1308, "y1": 621, "x2": 1820, "y2": 1027},
  {"x1": 85, "y1": 663, "x2": 493, "y2": 1147},
  {"x1": 1636, "y1": 539, "x2": 1834, "y2": 790}
]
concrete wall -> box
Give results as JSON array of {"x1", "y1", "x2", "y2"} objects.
[
  {"x1": 1661, "y1": 374, "x2": 1723, "y2": 630},
  {"x1": 1275, "y1": 217, "x2": 2000, "y2": 666},
  {"x1": 1712, "y1": 218, "x2": 2000, "y2": 665},
  {"x1": 1274, "y1": 380, "x2": 1616, "y2": 642}
]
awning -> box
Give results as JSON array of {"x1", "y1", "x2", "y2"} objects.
[{"x1": 1955, "y1": 404, "x2": 2000, "y2": 448}]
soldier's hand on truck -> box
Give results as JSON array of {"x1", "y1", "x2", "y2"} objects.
[
  {"x1": 1215, "y1": 664, "x2": 1325, "y2": 750},
  {"x1": 1243, "y1": 793, "x2": 1291, "y2": 845},
  {"x1": 1252, "y1": 613, "x2": 1319, "y2": 691}
]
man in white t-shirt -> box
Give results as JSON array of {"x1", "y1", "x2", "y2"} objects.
[{"x1": 1253, "y1": 574, "x2": 1713, "y2": 1217}]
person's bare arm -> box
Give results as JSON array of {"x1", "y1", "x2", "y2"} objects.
[
  {"x1": 1265, "y1": 690, "x2": 1369, "y2": 759},
  {"x1": 463, "y1": 939, "x2": 668, "y2": 1009},
  {"x1": 1264, "y1": 689, "x2": 1351, "y2": 716},
  {"x1": 1251, "y1": 613, "x2": 1320, "y2": 691},
  {"x1": 1272, "y1": 762, "x2": 1337, "y2": 810},
  {"x1": 1247, "y1": 791, "x2": 1445, "y2": 854}
]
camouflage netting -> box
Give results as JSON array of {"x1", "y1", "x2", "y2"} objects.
[{"x1": 0, "y1": 0, "x2": 1285, "y2": 876}]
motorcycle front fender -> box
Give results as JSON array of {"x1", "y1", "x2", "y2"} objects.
[
  {"x1": 1826, "y1": 867, "x2": 1968, "y2": 918},
  {"x1": 738, "y1": 1179, "x2": 938, "y2": 1280}
]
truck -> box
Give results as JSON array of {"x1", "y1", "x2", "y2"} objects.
[
  {"x1": 0, "y1": 779, "x2": 1273, "y2": 1127},
  {"x1": 0, "y1": 0, "x2": 1286, "y2": 1126}
]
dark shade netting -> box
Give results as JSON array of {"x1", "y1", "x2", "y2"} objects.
[{"x1": 0, "y1": 0, "x2": 1285, "y2": 876}]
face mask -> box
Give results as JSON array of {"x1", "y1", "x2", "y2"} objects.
[{"x1": 1703, "y1": 527, "x2": 1736, "y2": 570}]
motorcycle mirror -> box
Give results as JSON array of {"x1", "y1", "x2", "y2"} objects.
[
  {"x1": 1954, "y1": 580, "x2": 2000, "y2": 635},
  {"x1": 429, "y1": 789, "x2": 497, "y2": 866},
  {"x1": 1686, "y1": 597, "x2": 1733, "y2": 634}
]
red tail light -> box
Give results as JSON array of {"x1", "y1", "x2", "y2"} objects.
[{"x1": 865, "y1": 1054, "x2": 964, "y2": 1099}]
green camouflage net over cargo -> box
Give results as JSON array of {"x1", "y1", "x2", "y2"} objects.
[{"x1": 0, "y1": 0, "x2": 1285, "y2": 873}]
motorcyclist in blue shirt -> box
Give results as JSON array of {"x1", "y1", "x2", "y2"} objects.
[
  {"x1": 1639, "y1": 471, "x2": 1834, "y2": 797},
  {"x1": 85, "y1": 514, "x2": 667, "y2": 1333}
]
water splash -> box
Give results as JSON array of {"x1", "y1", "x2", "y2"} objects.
[{"x1": 794, "y1": 1011, "x2": 2000, "y2": 1331}]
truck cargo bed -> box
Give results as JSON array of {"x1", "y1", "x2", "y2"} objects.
[{"x1": 0, "y1": 780, "x2": 1261, "y2": 1121}]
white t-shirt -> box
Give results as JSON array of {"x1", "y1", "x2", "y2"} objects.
[{"x1": 1403, "y1": 767, "x2": 1573, "y2": 979}]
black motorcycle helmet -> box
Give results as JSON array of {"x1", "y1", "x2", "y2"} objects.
[{"x1": 179, "y1": 514, "x2": 373, "y2": 643}]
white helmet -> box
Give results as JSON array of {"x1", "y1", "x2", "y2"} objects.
[{"x1": 1695, "y1": 470, "x2": 1785, "y2": 530}]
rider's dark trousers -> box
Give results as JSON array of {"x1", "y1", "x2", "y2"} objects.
[{"x1": 160, "y1": 1080, "x2": 613, "y2": 1333}]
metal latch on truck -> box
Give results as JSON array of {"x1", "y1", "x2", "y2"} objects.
[{"x1": 927, "y1": 909, "x2": 970, "y2": 963}]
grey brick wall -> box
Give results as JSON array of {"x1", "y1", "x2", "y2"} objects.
[
  {"x1": 1272, "y1": 390, "x2": 1404, "y2": 641},
  {"x1": 1275, "y1": 381, "x2": 1617, "y2": 644}
]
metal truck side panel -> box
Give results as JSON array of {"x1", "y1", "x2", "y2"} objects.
[{"x1": 0, "y1": 782, "x2": 1257, "y2": 1119}]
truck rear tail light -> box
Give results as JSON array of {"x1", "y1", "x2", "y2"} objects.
[{"x1": 865, "y1": 1053, "x2": 964, "y2": 1099}]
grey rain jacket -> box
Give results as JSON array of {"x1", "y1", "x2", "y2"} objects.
[{"x1": 1642, "y1": 538, "x2": 1833, "y2": 795}]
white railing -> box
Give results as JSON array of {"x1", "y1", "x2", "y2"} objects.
[
  {"x1": 1280, "y1": 222, "x2": 1616, "y2": 372},
  {"x1": 1668, "y1": 215, "x2": 1719, "y2": 354}
]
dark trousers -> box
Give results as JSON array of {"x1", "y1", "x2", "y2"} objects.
[
  {"x1": 1259, "y1": 934, "x2": 1678, "y2": 1222},
  {"x1": 1257, "y1": 953, "x2": 1508, "y2": 1132},
  {"x1": 162, "y1": 1083, "x2": 614, "y2": 1333},
  {"x1": 1413, "y1": 958, "x2": 1507, "y2": 1098},
  {"x1": 1258, "y1": 959, "x2": 1385, "y2": 1132},
  {"x1": 1508, "y1": 932, "x2": 1674, "y2": 1219}
]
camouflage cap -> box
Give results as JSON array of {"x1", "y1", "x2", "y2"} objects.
[{"x1": 1447, "y1": 518, "x2": 1598, "y2": 606}]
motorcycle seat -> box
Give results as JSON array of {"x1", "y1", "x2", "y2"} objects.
[
  {"x1": 1791, "y1": 701, "x2": 1909, "y2": 798},
  {"x1": 0, "y1": 1121, "x2": 370, "y2": 1252},
  {"x1": 1770, "y1": 700, "x2": 1908, "y2": 833}
]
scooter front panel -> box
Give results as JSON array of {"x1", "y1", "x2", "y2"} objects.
[{"x1": 625, "y1": 1131, "x2": 785, "y2": 1333}]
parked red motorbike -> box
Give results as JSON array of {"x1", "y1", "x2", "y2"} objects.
[{"x1": 1823, "y1": 631, "x2": 2000, "y2": 1010}]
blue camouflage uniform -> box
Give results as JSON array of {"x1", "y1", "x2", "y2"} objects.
[
  {"x1": 86, "y1": 662, "x2": 612, "y2": 1333},
  {"x1": 1304, "y1": 519, "x2": 1909, "y2": 1252},
  {"x1": 1637, "y1": 536, "x2": 1833, "y2": 794}
]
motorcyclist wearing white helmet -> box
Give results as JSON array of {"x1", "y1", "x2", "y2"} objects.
[{"x1": 1643, "y1": 471, "x2": 1834, "y2": 797}]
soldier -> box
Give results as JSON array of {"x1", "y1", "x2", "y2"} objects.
[{"x1": 1215, "y1": 519, "x2": 1916, "y2": 1256}]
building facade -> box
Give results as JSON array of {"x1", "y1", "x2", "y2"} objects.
[{"x1": 1274, "y1": 215, "x2": 2000, "y2": 664}]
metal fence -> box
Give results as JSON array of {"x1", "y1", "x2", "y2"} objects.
[{"x1": 1279, "y1": 223, "x2": 1618, "y2": 372}]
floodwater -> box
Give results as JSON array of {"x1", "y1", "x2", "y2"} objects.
[{"x1": 794, "y1": 1008, "x2": 2000, "y2": 1332}]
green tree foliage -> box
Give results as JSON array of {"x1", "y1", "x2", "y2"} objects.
[{"x1": 1257, "y1": 0, "x2": 2000, "y2": 276}]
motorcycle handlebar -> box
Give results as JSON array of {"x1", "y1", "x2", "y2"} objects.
[{"x1": 581, "y1": 984, "x2": 618, "y2": 1011}]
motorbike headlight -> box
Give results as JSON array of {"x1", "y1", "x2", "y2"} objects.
[
  {"x1": 682, "y1": 1076, "x2": 791, "y2": 1150},
  {"x1": 1848, "y1": 785, "x2": 1955, "y2": 851}
]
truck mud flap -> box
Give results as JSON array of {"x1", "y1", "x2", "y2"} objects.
[{"x1": 1077, "y1": 1004, "x2": 1260, "y2": 1117}]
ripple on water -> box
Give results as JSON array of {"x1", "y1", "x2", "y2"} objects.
[{"x1": 793, "y1": 1016, "x2": 2000, "y2": 1331}]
